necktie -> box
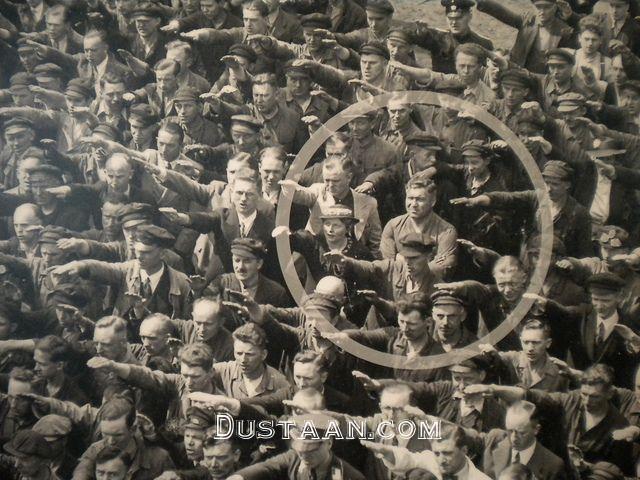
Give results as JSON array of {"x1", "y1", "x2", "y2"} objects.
[
  {"x1": 596, "y1": 321, "x2": 606, "y2": 346},
  {"x1": 513, "y1": 450, "x2": 521, "y2": 464},
  {"x1": 141, "y1": 277, "x2": 152, "y2": 299}
]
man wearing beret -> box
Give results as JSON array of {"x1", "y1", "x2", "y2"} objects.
[
  {"x1": 453, "y1": 160, "x2": 593, "y2": 258},
  {"x1": 476, "y1": 0, "x2": 575, "y2": 74},
  {"x1": 213, "y1": 237, "x2": 291, "y2": 307},
  {"x1": 53, "y1": 224, "x2": 192, "y2": 319},
  {"x1": 3, "y1": 430, "x2": 58, "y2": 480},
  {"x1": 406, "y1": 0, "x2": 494, "y2": 74}
]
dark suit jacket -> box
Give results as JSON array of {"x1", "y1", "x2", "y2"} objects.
[
  {"x1": 269, "y1": 8, "x2": 304, "y2": 44},
  {"x1": 215, "y1": 273, "x2": 291, "y2": 307},
  {"x1": 481, "y1": 430, "x2": 566, "y2": 480},
  {"x1": 569, "y1": 309, "x2": 640, "y2": 388},
  {"x1": 330, "y1": 0, "x2": 367, "y2": 33},
  {"x1": 234, "y1": 450, "x2": 365, "y2": 480},
  {"x1": 188, "y1": 208, "x2": 276, "y2": 276}
]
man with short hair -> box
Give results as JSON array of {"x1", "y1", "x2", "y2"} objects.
[
  {"x1": 170, "y1": 86, "x2": 226, "y2": 148},
  {"x1": 93, "y1": 446, "x2": 132, "y2": 480},
  {"x1": 132, "y1": 313, "x2": 176, "y2": 369},
  {"x1": 0, "y1": 367, "x2": 39, "y2": 446},
  {"x1": 201, "y1": 437, "x2": 242, "y2": 480},
  {"x1": 72, "y1": 396, "x2": 174, "y2": 479},
  {"x1": 31, "y1": 4, "x2": 83, "y2": 54}
]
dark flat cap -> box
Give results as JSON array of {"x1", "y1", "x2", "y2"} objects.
[
  {"x1": 135, "y1": 224, "x2": 175, "y2": 249},
  {"x1": 431, "y1": 289, "x2": 466, "y2": 308},
  {"x1": 441, "y1": 0, "x2": 475, "y2": 16},
  {"x1": 38, "y1": 225, "x2": 74, "y2": 244},
  {"x1": 119, "y1": 203, "x2": 154, "y2": 227},
  {"x1": 9, "y1": 72, "x2": 37, "y2": 88},
  {"x1": 183, "y1": 406, "x2": 212, "y2": 430},
  {"x1": 461, "y1": 139, "x2": 491, "y2": 157},
  {"x1": 228, "y1": 43, "x2": 257, "y2": 63},
  {"x1": 302, "y1": 292, "x2": 342, "y2": 312},
  {"x1": 26, "y1": 164, "x2": 63, "y2": 179},
  {"x1": 131, "y1": 3, "x2": 166, "y2": 19},
  {"x1": 92, "y1": 122, "x2": 121, "y2": 141},
  {"x1": 405, "y1": 133, "x2": 443, "y2": 150},
  {"x1": 129, "y1": 103, "x2": 159, "y2": 128},
  {"x1": 33, "y1": 415, "x2": 73, "y2": 437},
  {"x1": 46, "y1": 282, "x2": 90, "y2": 309},
  {"x1": 597, "y1": 225, "x2": 629, "y2": 248},
  {"x1": 360, "y1": 41, "x2": 390, "y2": 60},
  {"x1": 449, "y1": 355, "x2": 490, "y2": 372},
  {"x1": 587, "y1": 272, "x2": 625, "y2": 292},
  {"x1": 284, "y1": 59, "x2": 312, "y2": 78},
  {"x1": 398, "y1": 233, "x2": 433, "y2": 258},
  {"x1": 231, "y1": 237, "x2": 267, "y2": 259},
  {"x1": 541, "y1": 160, "x2": 573, "y2": 181},
  {"x1": 173, "y1": 86, "x2": 200, "y2": 103},
  {"x1": 34, "y1": 63, "x2": 64, "y2": 80},
  {"x1": 231, "y1": 114, "x2": 263, "y2": 131},
  {"x1": 366, "y1": 0, "x2": 395, "y2": 14},
  {"x1": 300, "y1": 13, "x2": 332, "y2": 30},
  {"x1": 387, "y1": 28, "x2": 411, "y2": 44},
  {"x1": 546, "y1": 48, "x2": 574, "y2": 65},
  {"x1": 65, "y1": 78, "x2": 93, "y2": 99},
  {"x1": 499, "y1": 68, "x2": 533, "y2": 89},
  {"x1": 556, "y1": 92, "x2": 586, "y2": 112},
  {"x1": 3, "y1": 116, "x2": 35, "y2": 133},
  {"x1": 4, "y1": 430, "x2": 54, "y2": 459}
]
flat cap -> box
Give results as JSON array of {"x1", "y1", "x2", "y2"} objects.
[
  {"x1": 499, "y1": 68, "x2": 533, "y2": 89},
  {"x1": 129, "y1": 103, "x2": 159, "y2": 128},
  {"x1": 405, "y1": 133, "x2": 443, "y2": 151},
  {"x1": 33, "y1": 63, "x2": 64, "y2": 80},
  {"x1": 387, "y1": 28, "x2": 411, "y2": 44},
  {"x1": 619, "y1": 79, "x2": 640, "y2": 95},
  {"x1": 319, "y1": 205, "x2": 359, "y2": 223},
  {"x1": 441, "y1": 0, "x2": 475, "y2": 16},
  {"x1": 586, "y1": 137, "x2": 626, "y2": 158},
  {"x1": 38, "y1": 225, "x2": 74, "y2": 244},
  {"x1": 4, "y1": 430, "x2": 53, "y2": 459},
  {"x1": 398, "y1": 233, "x2": 433, "y2": 258},
  {"x1": 597, "y1": 225, "x2": 629, "y2": 248},
  {"x1": 546, "y1": 48, "x2": 574, "y2": 65},
  {"x1": 302, "y1": 292, "x2": 342, "y2": 312},
  {"x1": 135, "y1": 224, "x2": 175, "y2": 249},
  {"x1": 9, "y1": 72, "x2": 36, "y2": 89},
  {"x1": 3, "y1": 116, "x2": 35, "y2": 133},
  {"x1": 360, "y1": 41, "x2": 390, "y2": 60},
  {"x1": 300, "y1": 13, "x2": 332, "y2": 30},
  {"x1": 26, "y1": 164, "x2": 63, "y2": 180},
  {"x1": 92, "y1": 122, "x2": 121, "y2": 141},
  {"x1": 47, "y1": 282, "x2": 90, "y2": 309},
  {"x1": 231, "y1": 114, "x2": 263, "y2": 132},
  {"x1": 586, "y1": 272, "x2": 625, "y2": 292},
  {"x1": 556, "y1": 92, "x2": 586, "y2": 112},
  {"x1": 541, "y1": 160, "x2": 573, "y2": 181},
  {"x1": 461, "y1": 139, "x2": 491, "y2": 157},
  {"x1": 228, "y1": 43, "x2": 257, "y2": 63},
  {"x1": 131, "y1": 2, "x2": 166, "y2": 19},
  {"x1": 183, "y1": 406, "x2": 212, "y2": 430},
  {"x1": 119, "y1": 202, "x2": 154, "y2": 227},
  {"x1": 284, "y1": 59, "x2": 312, "y2": 78},
  {"x1": 33, "y1": 415, "x2": 73, "y2": 437},
  {"x1": 231, "y1": 237, "x2": 267, "y2": 259},
  {"x1": 431, "y1": 289, "x2": 466, "y2": 308},
  {"x1": 173, "y1": 86, "x2": 200, "y2": 103},
  {"x1": 65, "y1": 78, "x2": 93, "y2": 99},
  {"x1": 449, "y1": 355, "x2": 490, "y2": 372},
  {"x1": 365, "y1": 0, "x2": 395, "y2": 14}
]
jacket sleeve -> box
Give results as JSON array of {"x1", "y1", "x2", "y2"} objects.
[
  {"x1": 161, "y1": 169, "x2": 214, "y2": 206},
  {"x1": 428, "y1": 225, "x2": 457, "y2": 279},
  {"x1": 45, "y1": 398, "x2": 98, "y2": 431},
  {"x1": 364, "y1": 201, "x2": 383, "y2": 259},
  {"x1": 76, "y1": 259, "x2": 128, "y2": 286},
  {"x1": 485, "y1": 190, "x2": 538, "y2": 211},
  {"x1": 475, "y1": 0, "x2": 525, "y2": 29},
  {"x1": 187, "y1": 210, "x2": 224, "y2": 234},
  {"x1": 126, "y1": 364, "x2": 181, "y2": 399},
  {"x1": 85, "y1": 240, "x2": 124, "y2": 262}
]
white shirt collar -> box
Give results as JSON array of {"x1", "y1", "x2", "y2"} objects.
[
  {"x1": 95, "y1": 55, "x2": 109, "y2": 79},
  {"x1": 597, "y1": 310, "x2": 619, "y2": 341},
  {"x1": 512, "y1": 440, "x2": 537, "y2": 465},
  {"x1": 237, "y1": 210, "x2": 258, "y2": 236},
  {"x1": 140, "y1": 264, "x2": 165, "y2": 293}
]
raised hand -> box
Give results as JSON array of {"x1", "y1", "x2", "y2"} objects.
[
  {"x1": 158, "y1": 207, "x2": 189, "y2": 225},
  {"x1": 86, "y1": 357, "x2": 114, "y2": 370},
  {"x1": 352, "y1": 370, "x2": 381, "y2": 390}
]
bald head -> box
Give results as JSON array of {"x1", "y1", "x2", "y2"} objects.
[
  {"x1": 314, "y1": 276, "x2": 345, "y2": 299},
  {"x1": 105, "y1": 153, "x2": 133, "y2": 193},
  {"x1": 291, "y1": 388, "x2": 325, "y2": 413},
  {"x1": 13, "y1": 203, "x2": 43, "y2": 247},
  {"x1": 139, "y1": 314, "x2": 173, "y2": 357}
]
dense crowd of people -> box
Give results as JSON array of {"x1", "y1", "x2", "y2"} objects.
[{"x1": 0, "y1": 0, "x2": 640, "y2": 479}]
